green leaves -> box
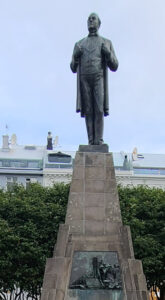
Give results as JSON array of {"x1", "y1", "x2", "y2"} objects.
[
  {"x1": 118, "y1": 185, "x2": 165, "y2": 291},
  {"x1": 0, "y1": 183, "x2": 164, "y2": 298},
  {"x1": 0, "y1": 183, "x2": 69, "y2": 298}
]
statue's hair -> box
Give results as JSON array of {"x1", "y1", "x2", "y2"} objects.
[{"x1": 88, "y1": 13, "x2": 101, "y2": 27}]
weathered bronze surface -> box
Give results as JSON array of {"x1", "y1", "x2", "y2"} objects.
[
  {"x1": 70, "y1": 13, "x2": 118, "y2": 145},
  {"x1": 67, "y1": 289, "x2": 123, "y2": 300},
  {"x1": 69, "y1": 251, "x2": 122, "y2": 290}
]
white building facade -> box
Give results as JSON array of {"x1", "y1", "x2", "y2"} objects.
[{"x1": 0, "y1": 134, "x2": 165, "y2": 190}]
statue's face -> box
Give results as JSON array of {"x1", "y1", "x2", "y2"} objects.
[{"x1": 87, "y1": 13, "x2": 100, "y2": 32}]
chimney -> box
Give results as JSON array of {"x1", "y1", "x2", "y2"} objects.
[
  {"x1": 47, "y1": 132, "x2": 53, "y2": 150},
  {"x1": 11, "y1": 134, "x2": 17, "y2": 146},
  {"x1": 2, "y1": 135, "x2": 9, "y2": 150}
]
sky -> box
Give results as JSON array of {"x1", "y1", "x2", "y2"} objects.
[{"x1": 0, "y1": 0, "x2": 165, "y2": 153}]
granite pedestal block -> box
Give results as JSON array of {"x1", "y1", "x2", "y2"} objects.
[{"x1": 41, "y1": 147, "x2": 149, "y2": 300}]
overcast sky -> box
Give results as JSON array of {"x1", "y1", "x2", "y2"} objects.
[{"x1": 0, "y1": 0, "x2": 164, "y2": 153}]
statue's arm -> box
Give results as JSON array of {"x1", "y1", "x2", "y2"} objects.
[
  {"x1": 108, "y1": 41, "x2": 119, "y2": 71},
  {"x1": 70, "y1": 43, "x2": 82, "y2": 73},
  {"x1": 102, "y1": 40, "x2": 119, "y2": 72}
]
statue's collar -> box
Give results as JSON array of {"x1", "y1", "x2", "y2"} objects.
[{"x1": 88, "y1": 32, "x2": 99, "y2": 37}]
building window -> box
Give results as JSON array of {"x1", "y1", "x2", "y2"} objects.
[
  {"x1": 28, "y1": 161, "x2": 39, "y2": 168},
  {"x1": 48, "y1": 153, "x2": 71, "y2": 163}
]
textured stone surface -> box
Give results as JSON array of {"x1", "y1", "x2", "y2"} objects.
[
  {"x1": 85, "y1": 193, "x2": 104, "y2": 207},
  {"x1": 67, "y1": 220, "x2": 84, "y2": 234},
  {"x1": 85, "y1": 179, "x2": 105, "y2": 193},
  {"x1": 41, "y1": 150, "x2": 149, "y2": 300},
  {"x1": 85, "y1": 220, "x2": 105, "y2": 235},
  {"x1": 54, "y1": 224, "x2": 69, "y2": 257},
  {"x1": 126, "y1": 291, "x2": 138, "y2": 300},
  {"x1": 43, "y1": 274, "x2": 57, "y2": 289},
  {"x1": 66, "y1": 206, "x2": 83, "y2": 221},
  {"x1": 66, "y1": 152, "x2": 123, "y2": 234},
  {"x1": 85, "y1": 152, "x2": 105, "y2": 166},
  {"x1": 70, "y1": 179, "x2": 84, "y2": 193},
  {"x1": 85, "y1": 166, "x2": 105, "y2": 180},
  {"x1": 72, "y1": 166, "x2": 84, "y2": 179},
  {"x1": 55, "y1": 290, "x2": 65, "y2": 300},
  {"x1": 48, "y1": 289, "x2": 56, "y2": 300},
  {"x1": 68, "y1": 192, "x2": 84, "y2": 207},
  {"x1": 43, "y1": 257, "x2": 71, "y2": 292},
  {"x1": 74, "y1": 152, "x2": 84, "y2": 166},
  {"x1": 79, "y1": 144, "x2": 109, "y2": 153},
  {"x1": 85, "y1": 206, "x2": 105, "y2": 221},
  {"x1": 41, "y1": 289, "x2": 49, "y2": 300}
]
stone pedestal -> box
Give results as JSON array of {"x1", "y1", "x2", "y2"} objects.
[{"x1": 41, "y1": 147, "x2": 149, "y2": 300}]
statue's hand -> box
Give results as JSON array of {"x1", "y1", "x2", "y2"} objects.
[
  {"x1": 101, "y1": 43, "x2": 110, "y2": 59},
  {"x1": 74, "y1": 44, "x2": 83, "y2": 60}
]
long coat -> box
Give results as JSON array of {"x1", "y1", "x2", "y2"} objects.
[{"x1": 70, "y1": 35, "x2": 118, "y2": 117}]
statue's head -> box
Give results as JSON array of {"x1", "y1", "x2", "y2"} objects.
[{"x1": 87, "y1": 13, "x2": 101, "y2": 33}]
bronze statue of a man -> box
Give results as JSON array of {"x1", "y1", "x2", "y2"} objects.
[{"x1": 70, "y1": 13, "x2": 118, "y2": 145}]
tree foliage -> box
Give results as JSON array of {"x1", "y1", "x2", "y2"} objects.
[
  {"x1": 0, "y1": 183, "x2": 69, "y2": 299},
  {"x1": 0, "y1": 183, "x2": 164, "y2": 299},
  {"x1": 118, "y1": 185, "x2": 165, "y2": 299}
]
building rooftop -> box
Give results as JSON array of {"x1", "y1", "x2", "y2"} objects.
[
  {"x1": 1, "y1": 134, "x2": 165, "y2": 171},
  {"x1": 113, "y1": 152, "x2": 165, "y2": 169}
]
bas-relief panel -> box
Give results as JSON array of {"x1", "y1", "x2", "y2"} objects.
[{"x1": 67, "y1": 251, "x2": 123, "y2": 300}]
